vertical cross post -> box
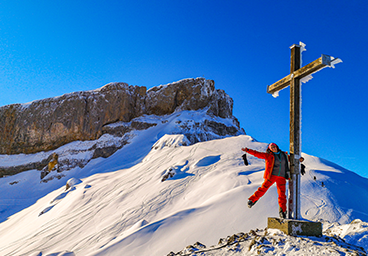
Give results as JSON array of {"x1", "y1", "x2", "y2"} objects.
[
  {"x1": 266, "y1": 42, "x2": 341, "y2": 221},
  {"x1": 289, "y1": 44, "x2": 302, "y2": 219}
]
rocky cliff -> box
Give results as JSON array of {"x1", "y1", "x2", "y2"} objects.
[
  {"x1": 0, "y1": 78, "x2": 238, "y2": 155},
  {"x1": 0, "y1": 78, "x2": 245, "y2": 177}
]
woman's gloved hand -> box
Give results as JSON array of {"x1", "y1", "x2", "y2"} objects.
[{"x1": 242, "y1": 154, "x2": 249, "y2": 166}]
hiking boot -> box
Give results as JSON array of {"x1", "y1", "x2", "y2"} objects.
[
  {"x1": 279, "y1": 211, "x2": 287, "y2": 218},
  {"x1": 248, "y1": 200, "x2": 257, "y2": 208},
  {"x1": 279, "y1": 207, "x2": 287, "y2": 218}
]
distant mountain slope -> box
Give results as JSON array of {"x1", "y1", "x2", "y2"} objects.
[{"x1": 0, "y1": 128, "x2": 367, "y2": 255}]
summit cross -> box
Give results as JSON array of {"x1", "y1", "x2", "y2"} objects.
[{"x1": 267, "y1": 42, "x2": 342, "y2": 220}]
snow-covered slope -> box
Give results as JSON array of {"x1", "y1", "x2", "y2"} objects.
[
  {"x1": 0, "y1": 109, "x2": 242, "y2": 223},
  {"x1": 0, "y1": 111, "x2": 367, "y2": 255}
]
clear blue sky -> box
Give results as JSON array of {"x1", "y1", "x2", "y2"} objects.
[{"x1": 0, "y1": 1, "x2": 367, "y2": 177}]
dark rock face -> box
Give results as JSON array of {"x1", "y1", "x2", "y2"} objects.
[
  {"x1": 0, "y1": 154, "x2": 55, "y2": 177},
  {"x1": 0, "y1": 83, "x2": 146, "y2": 155},
  {"x1": 0, "y1": 78, "x2": 238, "y2": 155},
  {"x1": 145, "y1": 78, "x2": 232, "y2": 118}
]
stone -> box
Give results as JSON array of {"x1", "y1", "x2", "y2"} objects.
[
  {"x1": 268, "y1": 217, "x2": 322, "y2": 237},
  {"x1": 0, "y1": 82, "x2": 146, "y2": 155},
  {"x1": 0, "y1": 78, "x2": 245, "y2": 177},
  {"x1": 92, "y1": 145, "x2": 122, "y2": 159},
  {"x1": 0, "y1": 78, "x2": 238, "y2": 155},
  {"x1": 65, "y1": 177, "x2": 82, "y2": 190},
  {"x1": 48, "y1": 153, "x2": 59, "y2": 172}
]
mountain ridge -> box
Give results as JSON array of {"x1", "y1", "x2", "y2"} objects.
[
  {"x1": 0, "y1": 80, "x2": 367, "y2": 255},
  {"x1": 0, "y1": 131, "x2": 367, "y2": 255},
  {"x1": 0, "y1": 78, "x2": 244, "y2": 177},
  {"x1": 0, "y1": 78, "x2": 238, "y2": 156}
]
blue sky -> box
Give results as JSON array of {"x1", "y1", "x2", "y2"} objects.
[{"x1": 0, "y1": 1, "x2": 367, "y2": 177}]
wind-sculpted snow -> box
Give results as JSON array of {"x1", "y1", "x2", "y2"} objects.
[
  {"x1": 0, "y1": 132, "x2": 367, "y2": 255},
  {"x1": 152, "y1": 134, "x2": 190, "y2": 150}
]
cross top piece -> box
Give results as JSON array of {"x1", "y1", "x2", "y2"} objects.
[
  {"x1": 267, "y1": 42, "x2": 342, "y2": 98},
  {"x1": 266, "y1": 42, "x2": 342, "y2": 220}
]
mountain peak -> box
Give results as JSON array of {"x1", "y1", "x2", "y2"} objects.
[{"x1": 0, "y1": 78, "x2": 239, "y2": 155}]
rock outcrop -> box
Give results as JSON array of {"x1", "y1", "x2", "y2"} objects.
[
  {"x1": 0, "y1": 78, "x2": 238, "y2": 155},
  {"x1": 0, "y1": 78, "x2": 245, "y2": 177},
  {"x1": 0, "y1": 82, "x2": 146, "y2": 155}
]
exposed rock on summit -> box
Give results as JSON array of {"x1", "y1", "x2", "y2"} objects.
[
  {"x1": 0, "y1": 83, "x2": 146, "y2": 155},
  {"x1": 0, "y1": 78, "x2": 239, "y2": 155},
  {"x1": 0, "y1": 78, "x2": 245, "y2": 177},
  {"x1": 145, "y1": 78, "x2": 233, "y2": 119}
]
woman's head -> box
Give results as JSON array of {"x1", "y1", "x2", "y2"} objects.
[{"x1": 267, "y1": 143, "x2": 279, "y2": 153}]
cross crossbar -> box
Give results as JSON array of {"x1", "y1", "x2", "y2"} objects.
[{"x1": 267, "y1": 54, "x2": 335, "y2": 95}]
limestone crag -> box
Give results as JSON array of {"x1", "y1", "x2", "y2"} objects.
[
  {"x1": 0, "y1": 78, "x2": 237, "y2": 155},
  {"x1": 145, "y1": 78, "x2": 232, "y2": 118},
  {"x1": 0, "y1": 83, "x2": 146, "y2": 155}
]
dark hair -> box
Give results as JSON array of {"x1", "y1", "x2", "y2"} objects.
[{"x1": 266, "y1": 143, "x2": 280, "y2": 153}]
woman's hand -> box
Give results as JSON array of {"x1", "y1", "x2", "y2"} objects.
[{"x1": 241, "y1": 147, "x2": 248, "y2": 152}]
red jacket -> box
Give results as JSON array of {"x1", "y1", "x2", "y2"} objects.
[{"x1": 245, "y1": 148, "x2": 289, "y2": 180}]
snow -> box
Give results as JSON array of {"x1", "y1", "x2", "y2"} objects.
[
  {"x1": 272, "y1": 90, "x2": 280, "y2": 98},
  {"x1": 300, "y1": 74, "x2": 314, "y2": 84},
  {"x1": 299, "y1": 41, "x2": 307, "y2": 67},
  {"x1": 171, "y1": 228, "x2": 366, "y2": 255},
  {"x1": 330, "y1": 57, "x2": 343, "y2": 68},
  {"x1": 152, "y1": 134, "x2": 190, "y2": 149},
  {"x1": 324, "y1": 219, "x2": 368, "y2": 250},
  {"x1": 271, "y1": 43, "x2": 342, "y2": 98},
  {"x1": 65, "y1": 178, "x2": 82, "y2": 189},
  {"x1": 0, "y1": 111, "x2": 367, "y2": 255}
]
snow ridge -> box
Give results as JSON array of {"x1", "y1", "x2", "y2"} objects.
[{"x1": 0, "y1": 112, "x2": 367, "y2": 255}]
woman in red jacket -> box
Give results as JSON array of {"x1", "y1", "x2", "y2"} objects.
[{"x1": 241, "y1": 143, "x2": 290, "y2": 218}]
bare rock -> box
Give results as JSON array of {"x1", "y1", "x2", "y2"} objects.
[
  {"x1": 0, "y1": 82, "x2": 146, "y2": 155},
  {"x1": 0, "y1": 78, "x2": 243, "y2": 177}
]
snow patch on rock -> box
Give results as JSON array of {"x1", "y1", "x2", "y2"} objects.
[{"x1": 152, "y1": 134, "x2": 190, "y2": 150}]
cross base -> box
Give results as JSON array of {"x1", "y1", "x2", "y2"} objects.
[{"x1": 267, "y1": 217, "x2": 322, "y2": 237}]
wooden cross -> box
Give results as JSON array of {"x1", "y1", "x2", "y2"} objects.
[{"x1": 267, "y1": 42, "x2": 341, "y2": 220}]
